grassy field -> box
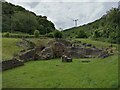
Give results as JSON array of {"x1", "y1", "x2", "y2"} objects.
[
  {"x1": 73, "y1": 38, "x2": 118, "y2": 48},
  {"x1": 2, "y1": 37, "x2": 118, "y2": 88},
  {"x1": 2, "y1": 54, "x2": 118, "y2": 88},
  {"x1": 2, "y1": 38, "x2": 23, "y2": 61}
]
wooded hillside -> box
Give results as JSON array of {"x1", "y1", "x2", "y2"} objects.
[
  {"x1": 63, "y1": 8, "x2": 120, "y2": 44},
  {"x1": 2, "y1": 2, "x2": 55, "y2": 35}
]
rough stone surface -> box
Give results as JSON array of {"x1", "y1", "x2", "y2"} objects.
[
  {"x1": 98, "y1": 51, "x2": 110, "y2": 58},
  {"x1": 2, "y1": 58, "x2": 24, "y2": 71},
  {"x1": 67, "y1": 47, "x2": 103, "y2": 58},
  {"x1": 17, "y1": 40, "x2": 111, "y2": 62},
  {"x1": 17, "y1": 38, "x2": 35, "y2": 50},
  {"x1": 19, "y1": 49, "x2": 36, "y2": 62},
  {"x1": 61, "y1": 55, "x2": 72, "y2": 62},
  {"x1": 51, "y1": 42, "x2": 68, "y2": 58},
  {"x1": 39, "y1": 47, "x2": 54, "y2": 60}
]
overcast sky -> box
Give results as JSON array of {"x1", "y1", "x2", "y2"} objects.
[{"x1": 5, "y1": 0, "x2": 119, "y2": 30}]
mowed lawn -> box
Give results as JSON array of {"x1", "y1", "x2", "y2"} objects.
[{"x1": 2, "y1": 54, "x2": 118, "y2": 88}]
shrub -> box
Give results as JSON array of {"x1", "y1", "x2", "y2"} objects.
[
  {"x1": 4, "y1": 32, "x2": 10, "y2": 37},
  {"x1": 76, "y1": 30, "x2": 87, "y2": 38},
  {"x1": 54, "y1": 30, "x2": 62, "y2": 38},
  {"x1": 34, "y1": 30, "x2": 40, "y2": 38},
  {"x1": 47, "y1": 32, "x2": 54, "y2": 38}
]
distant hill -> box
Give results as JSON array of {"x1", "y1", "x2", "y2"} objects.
[
  {"x1": 63, "y1": 8, "x2": 120, "y2": 44},
  {"x1": 2, "y1": 2, "x2": 55, "y2": 35}
]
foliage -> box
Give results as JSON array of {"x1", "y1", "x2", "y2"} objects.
[
  {"x1": 2, "y1": 33, "x2": 35, "y2": 38},
  {"x1": 63, "y1": 8, "x2": 120, "y2": 44},
  {"x1": 47, "y1": 32, "x2": 54, "y2": 38},
  {"x1": 54, "y1": 30, "x2": 63, "y2": 38},
  {"x1": 76, "y1": 30, "x2": 87, "y2": 38},
  {"x1": 34, "y1": 30, "x2": 40, "y2": 37},
  {"x1": 2, "y1": 2, "x2": 55, "y2": 35},
  {"x1": 4, "y1": 32, "x2": 10, "y2": 37},
  {"x1": 11, "y1": 11, "x2": 39, "y2": 34}
]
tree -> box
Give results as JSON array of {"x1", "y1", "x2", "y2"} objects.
[
  {"x1": 54, "y1": 30, "x2": 62, "y2": 38},
  {"x1": 92, "y1": 30, "x2": 102, "y2": 38},
  {"x1": 34, "y1": 30, "x2": 40, "y2": 37},
  {"x1": 11, "y1": 11, "x2": 39, "y2": 34},
  {"x1": 76, "y1": 30, "x2": 87, "y2": 38},
  {"x1": 2, "y1": 2, "x2": 56, "y2": 35},
  {"x1": 4, "y1": 32, "x2": 10, "y2": 37}
]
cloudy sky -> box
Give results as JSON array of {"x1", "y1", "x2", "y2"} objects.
[{"x1": 5, "y1": 0, "x2": 119, "y2": 30}]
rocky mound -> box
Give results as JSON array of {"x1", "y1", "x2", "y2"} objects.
[
  {"x1": 2, "y1": 39, "x2": 114, "y2": 71},
  {"x1": 18, "y1": 40, "x2": 112, "y2": 61}
]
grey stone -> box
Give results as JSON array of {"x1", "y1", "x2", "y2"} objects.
[
  {"x1": 2, "y1": 58, "x2": 24, "y2": 71},
  {"x1": 61, "y1": 55, "x2": 72, "y2": 62}
]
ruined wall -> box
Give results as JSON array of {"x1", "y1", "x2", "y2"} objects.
[
  {"x1": 67, "y1": 47, "x2": 103, "y2": 58},
  {"x1": 2, "y1": 58, "x2": 24, "y2": 71},
  {"x1": 19, "y1": 49, "x2": 36, "y2": 62}
]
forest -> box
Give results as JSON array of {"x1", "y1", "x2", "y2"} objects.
[{"x1": 2, "y1": 2, "x2": 55, "y2": 35}]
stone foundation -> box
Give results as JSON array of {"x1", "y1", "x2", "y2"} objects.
[{"x1": 2, "y1": 58, "x2": 24, "y2": 71}]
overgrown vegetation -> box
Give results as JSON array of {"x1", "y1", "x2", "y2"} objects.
[
  {"x1": 63, "y1": 8, "x2": 120, "y2": 44},
  {"x1": 34, "y1": 30, "x2": 40, "y2": 38},
  {"x1": 54, "y1": 30, "x2": 63, "y2": 38}
]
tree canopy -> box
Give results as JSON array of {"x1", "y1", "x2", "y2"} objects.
[{"x1": 2, "y1": 2, "x2": 55, "y2": 35}]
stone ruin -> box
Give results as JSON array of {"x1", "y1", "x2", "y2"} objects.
[
  {"x1": 1, "y1": 39, "x2": 114, "y2": 71},
  {"x1": 61, "y1": 55, "x2": 72, "y2": 62},
  {"x1": 18, "y1": 39, "x2": 112, "y2": 62},
  {"x1": 2, "y1": 58, "x2": 24, "y2": 71}
]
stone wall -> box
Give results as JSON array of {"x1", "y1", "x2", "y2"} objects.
[
  {"x1": 19, "y1": 49, "x2": 36, "y2": 62},
  {"x1": 2, "y1": 58, "x2": 24, "y2": 71},
  {"x1": 67, "y1": 47, "x2": 103, "y2": 58}
]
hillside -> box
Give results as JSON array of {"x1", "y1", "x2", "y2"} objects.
[
  {"x1": 2, "y1": 2, "x2": 55, "y2": 35},
  {"x1": 63, "y1": 8, "x2": 120, "y2": 44}
]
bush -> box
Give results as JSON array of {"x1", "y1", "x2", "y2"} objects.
[
  {"x1": 76, "y1": 30, "x2": 87, "y2": 38},
  {"x1": 34, "y1": 30, "x2": 40, "y2": 38},
  {"x1": 54, "y1": 30, "x2": 62, "y2": 38},
  {"x1": 4, "y1": 32, "x2": 10, "y2": 37},
  {"x1": 47, "y1": 32, "x2": 54, "y2": 38}
]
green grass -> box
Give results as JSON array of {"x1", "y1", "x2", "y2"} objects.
[
  {"x1": 73, "y1": 38, "x2": 118, "y2": 48},
  {"x1": 2, "y1": 54, "x2": 118, "y2": 88},
  {"x1": 2, "y1": 38, "x2": 54, "y2": 61},
  {"x1": 2, "y1": 37, "x2": 118, "y2": 61},
  {"x1": 29, "y1": 38, "x2": 54, "y2": 47},
  {"x1": 2, "y1": 38, "x2": 23, "y2": 61}
]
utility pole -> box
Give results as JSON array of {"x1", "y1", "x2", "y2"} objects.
[
  {"x1": 73, "y1": 19, "x2": 78, "y2": 27},
  {"x1": 118, "y1": 1, "x2": 120, "y2": 10}
]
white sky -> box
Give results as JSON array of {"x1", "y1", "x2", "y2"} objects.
[{"x1": 5, "y1": 0, "x2": 119, "y2": 29}]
